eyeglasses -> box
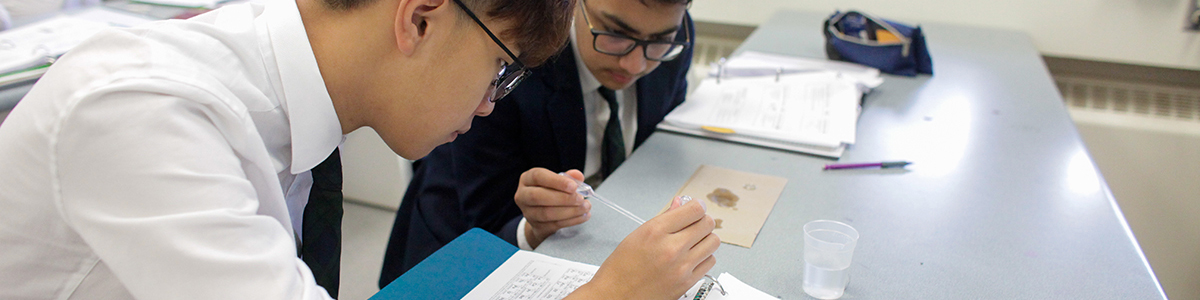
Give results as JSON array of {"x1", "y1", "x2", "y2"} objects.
[
  {"x1": 579, "y1": 0, "x2": 691, "y2": 62},
  {"x1": 452, "y1": 0, "x2": 529, "y2": 102}
]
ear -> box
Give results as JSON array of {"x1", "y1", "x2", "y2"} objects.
[{"x1": 393, "y1": 0, "x2": 447, "y2": 56}]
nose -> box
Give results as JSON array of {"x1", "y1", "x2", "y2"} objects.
[
  {"x1": 618, "y1": 46, "x2": 648, "y2": 75},
  {"x1": 474, "y1": 95, "x2": 495, "y2": 117}
]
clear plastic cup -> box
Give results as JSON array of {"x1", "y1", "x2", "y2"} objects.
[{"x1": 802, "y1": 220, "x2": 859, "y2": 299}]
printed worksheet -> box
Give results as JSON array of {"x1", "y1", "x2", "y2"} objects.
[
  {"x1": 663, "y1": 72, "x2": 861, "y2": 148},
  {"x1": 462, "y1": 251, "x2": 599, "y2": 300},
  {"x1": 706, "y1": 78, "x2": 839, "y2": 138}
]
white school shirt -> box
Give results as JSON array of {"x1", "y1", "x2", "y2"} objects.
[
  {"x1": 517, "y1": 21, "x2": 638, "y2": 250},
  {"x1": 0, "y1": 1, "x2": 342, "y2": 299}
]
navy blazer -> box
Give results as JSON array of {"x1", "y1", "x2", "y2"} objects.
[{"x1": 379, "y1": 16, "x2": 694, "y2": 287}]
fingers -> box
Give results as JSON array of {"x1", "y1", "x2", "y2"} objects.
[
  {"x1": 680, "y1": 241, "x2": 718, "y2": 293},
  {"x1": 668, "y1": 195, "x2": 683, "y2": 210},
  {"x1": 692, "y1": 255, "x2": 717, "y2": 279},
  {"x1": 657, "y1": 198, "x2": 719, "y2": 276},
  {"x1": 524, "y1": 200, "x2": 592, "y2": 222},
  {"x1": 516, "y1": 170, "x2": 583, "y2": 207},
  {"x1": 527, "y1": 210, "x2": 591, "y2": 229},
  {"x1": 652, "y1": 199, "x2": 707, "y2": 233},
  {"x1": 519, "y1": 168, "x2": 578, "y2": 194},
  {"x1": 673, "y1": 213, "x2": 716, "y2": 251},
  {"x1": 684, "y1": 195, "x2": 707, "y2": 212},
  {"x1": 563, "y1": 169, "x2": 584, "y2": 182},
  {"x1": 515, "y1": 183, "x2": 584, "y2": 207},
  {"x1": 688, "y1": 232, "x2": 720, "y2": 262}
]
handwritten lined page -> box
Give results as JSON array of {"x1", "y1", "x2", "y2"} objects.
[
  {"x1": 462, "y1": 251, "x2": 599, "y2": 300},
  {"x1": 463, "y1": 251, "x2": 779, "y2": 300}
]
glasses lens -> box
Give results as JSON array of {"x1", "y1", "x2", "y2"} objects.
[
  {"x1": 489, "y1": 64, "x2": 528, "y2": 102},
  {"x1": 594, "y1": 33, "x2": 636, "y2": 56},
  {"x1": 645, "y1": 43, "x2": 685, "y2": 61}
]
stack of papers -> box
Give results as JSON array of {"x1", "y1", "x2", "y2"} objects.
[
  {"x1": 659, "y1": 51, "x2": 883, "y2": 158},
  {"x1": 0, "y1": 16, "x2": 104, "y2": 76},
  {"x1": 0, "y1": 8, "x2": 153, "y2": 87}
]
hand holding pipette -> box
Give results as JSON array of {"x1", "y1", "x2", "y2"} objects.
[
  {"x1": 576, "y1": 187, "x2": 722, "y2": 299},
  {"x1": 560, "y1": 173, "x2": 725, "y2": 298},
  {"x1": 563, "y1": 174, "x2": 707, "y2": 225},
  {"x1": 513, "y1": 168, "x2": 592, "y2": 249},
  {"x1": 566, "y1": 176, "x2": 646, "y2": 224}
]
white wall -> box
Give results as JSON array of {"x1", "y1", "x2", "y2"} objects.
[
  {"x1": 690, "y1": 0, "x2": 1200, "y2": 71},
  {"x1": 341, "y1": 127, "x2": 410, "y2": 210},
  {"x1": 1071, "y1": 111, "x2": 1200, "y2": 300}
]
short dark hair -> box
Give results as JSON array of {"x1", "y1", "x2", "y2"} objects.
[
  {"x1": 321, "y1": 0, "x2": 373, "y2": 10},
  {"x1": 640, "y1": 0, "x2": 691, "y2": 5},
  {"x1": 466, "y1": 0, "x2": 575, "y2": 66},
  {"x1": 320, "y1": 0, "x2": 575, "y2": 67}
]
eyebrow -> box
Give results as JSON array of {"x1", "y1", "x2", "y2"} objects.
[{"x1": 600, "y1": 12, "x2": 680, "y2": 39}]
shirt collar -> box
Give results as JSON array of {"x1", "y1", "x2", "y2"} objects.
[
  {"x1": 570, "y1": 21, "x2": 603, "y2": 93},
  {"x1": 262, "y1": 0, "x2": 342, "y2": 174}
]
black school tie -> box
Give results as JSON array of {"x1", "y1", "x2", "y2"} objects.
[
  {"x1": 302, "y1": 149, "x2": 343, "y2": 298},
  {"x1": 598, "y1": 87, "x2": 626, "y2": 179}
]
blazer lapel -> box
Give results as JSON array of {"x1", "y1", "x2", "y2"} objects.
[
  {"x1": 634, "y1": 75, "x2": 656, "y2": 149},
  {"x1": 543, "y1": 47, "x2": 588, "y2": 171},
  {"x1": 634, "y1": 62, "x2": 678, "y2": 149}
]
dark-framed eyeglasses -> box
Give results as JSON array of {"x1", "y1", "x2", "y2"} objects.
[
  {"x1": 579, "y1": 0, "x2": 691, "y2": 62},
  {"x1": 452, "y1": 0, "x2": 529, "y2": 102}
]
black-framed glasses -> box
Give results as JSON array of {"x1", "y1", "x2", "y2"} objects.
[
  {"x1": 579, "y1": 0, "x2": 691, "y2": 62},
  {"x1": 452, "y1": 0, "x2": 529, "y2": 102}
]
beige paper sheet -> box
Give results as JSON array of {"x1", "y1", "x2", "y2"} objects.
[{"x1": 663, "y1": 165, "x2": 787, "y2": 248}]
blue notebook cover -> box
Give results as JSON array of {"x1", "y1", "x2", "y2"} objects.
[{"x1": 370, "y1": 228, "x2": 518, "y2": 300}]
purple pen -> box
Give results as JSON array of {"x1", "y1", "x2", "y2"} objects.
[{"x1": 824, "y1": 161, "x2": 911, "y2": 170}]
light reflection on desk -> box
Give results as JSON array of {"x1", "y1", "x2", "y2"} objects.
[
  {"x1": 1065, "y1": 149, "x2": 1102, "y2": 196},
  {"x1": 885, "y1": 93, "x2": 975, "y2": 178}
]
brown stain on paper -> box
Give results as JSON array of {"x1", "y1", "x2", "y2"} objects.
[{"x1": 707, "y1": 188, "x2": 739, "y2": 208}]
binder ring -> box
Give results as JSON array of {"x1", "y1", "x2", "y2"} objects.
[{"x1": 693, "y1": 274, "x2": 727, "y2": 299}]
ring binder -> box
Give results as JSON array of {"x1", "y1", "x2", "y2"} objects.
[
  {"x1": 695, "y1": 274, "x2": 727, "y2": 299},
  {"x1": 711, "y1": 58, "x2": 826, "y2": 84},
  {"x1": 716, "y1": 57, "x2": 725, "y2": 84}
]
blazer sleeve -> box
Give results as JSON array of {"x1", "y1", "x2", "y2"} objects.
[{"x1": 449, "y1": 99, "x2": 531, "y2": 244}]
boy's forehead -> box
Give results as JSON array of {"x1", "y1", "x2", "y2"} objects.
[{"x1": 588, "y1": 0, "x2": 686, "y2": 35}]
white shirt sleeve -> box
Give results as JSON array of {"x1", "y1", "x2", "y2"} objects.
[
  {"x1": 53, "y1": 85, "x2": 331, "y2": 299},
  {"x1": 516, "y1": 217, "x2": 534, "y2": 251}
]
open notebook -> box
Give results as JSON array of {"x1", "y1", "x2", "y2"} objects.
[{"x1": 373, "y1": 228, "x2": 777, "y2": 300}]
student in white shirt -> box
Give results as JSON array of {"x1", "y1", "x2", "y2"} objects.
[{"x1": 0, "y1": 0, "x2": 719, "y2": 299}]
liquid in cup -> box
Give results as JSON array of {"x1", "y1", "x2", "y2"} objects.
[{"x1": 802, "y1": 220, "x2": 859, "y2": 299}]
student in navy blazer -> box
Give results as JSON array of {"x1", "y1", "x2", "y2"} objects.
[{"x1": 380, "y1": 0, "x2": 697, "y2": 286}]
